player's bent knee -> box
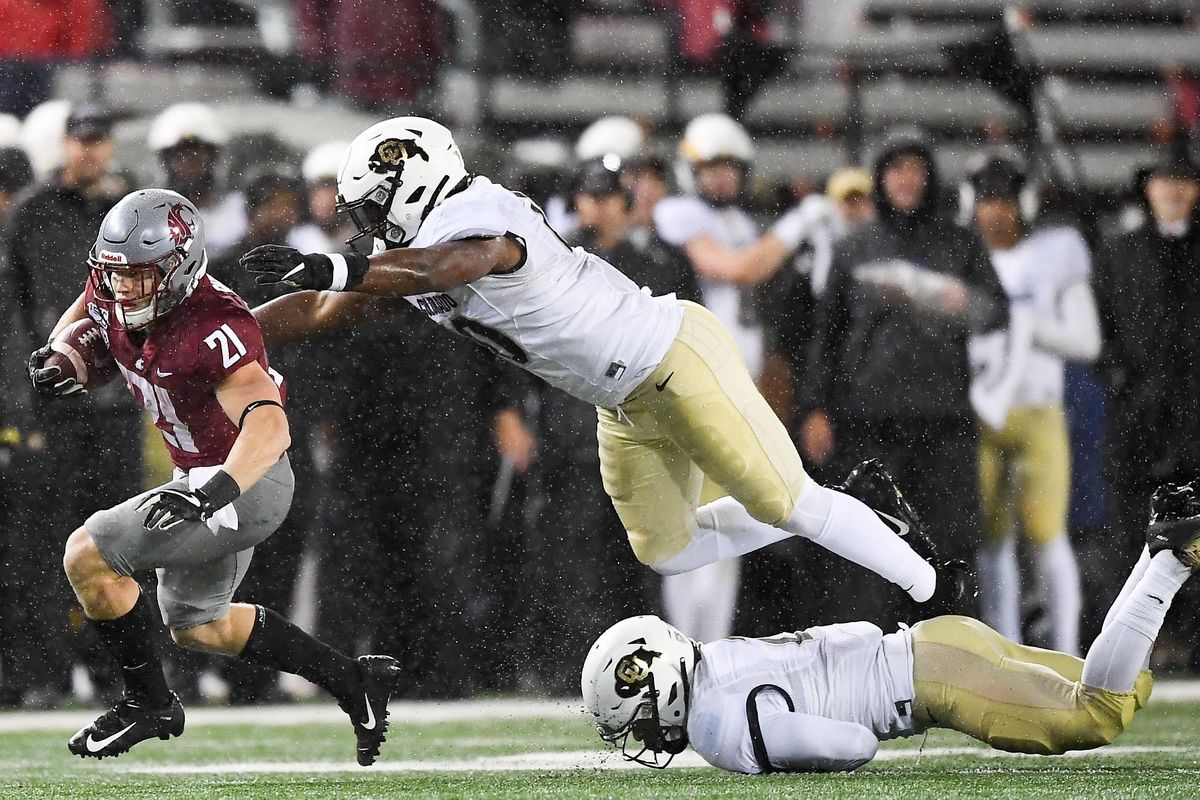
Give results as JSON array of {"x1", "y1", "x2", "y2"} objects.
[
  {"x1": 63, "y1": 528, "x2": 105, "y2": 585},
  {"x1": 171, "y1": 618, "x2": 232, "y2": 654}
]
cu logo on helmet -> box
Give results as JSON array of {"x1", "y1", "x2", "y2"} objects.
[
  {"x1": 167, "y1": 203, "x2": 192, "y2": 247},
  {"x1": 613, "y1": 647, "x2": 661, "y2": 698},
  {"x1": 369, "y1": 138, "x2": 429, "y2": 174}
]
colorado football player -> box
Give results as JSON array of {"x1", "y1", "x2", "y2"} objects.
[
  {"x1": 28, "y1": 189, "x2": 400, "y2": 765},
  {"x1": 242, "y1": 117, "x2": 960, "y2": 612},
  {"x1": 582, "y1": 476, "x2": 1200, "y2": 772}
]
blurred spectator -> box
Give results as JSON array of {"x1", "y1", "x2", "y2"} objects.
[
  {"x1": 149, "y1": 103, "x2": 244, "y2": 260},
  {"x1": 622, "y1": 154, "x2": 673, "y2": 234},
  {"x1": 289, "y1": 141, "x2": 354, "y2": 253},
  {"x1": 296, "y1": 0, "x2": 446, "y2": 107},
  {"x1": 966, "y1": 156, "x2": 1100, "y2": 656},
  {"x1": 800, "y1": 128, "x2": 1008, "y2": 625},
  {"x1": 3, "y1": 103, "x2": 136, "y2": 706},
  {"x1": 0, "y1": 144, "x2": 32, "y2": 705},
  {"x1": 0, "y1": 0, "x2": 112, "y2": 117},
  {"x1": 1096, "y1": 153, "x2": 1200, "y2": 555}
]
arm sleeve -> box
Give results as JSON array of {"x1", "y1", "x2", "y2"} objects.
[
  {"x1": 1029, "y1": 231, "x2": 1102, "y2": 362},
  {"x1": 653, "y1": 197, "x2": 714, "y2": 248},
  {"x1": 757, "y1": 709, "x2": 879, "y2": 773},
  {"x1": 1032, "y1": 280, "x2": 1102, "y2": 362},
  {"x1": 192, "y1": 306, "x2": 268, "y2": 386}
]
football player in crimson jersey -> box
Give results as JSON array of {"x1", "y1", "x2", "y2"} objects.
[
  {"x1": 27, "y1": 189, "x2": 400, "y2": 765},
  {"x1": 243, "y1": 117, "x2": 966, "y2": 615}
]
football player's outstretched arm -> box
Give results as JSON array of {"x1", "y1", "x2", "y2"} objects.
[
  {"x1": 251, "y1": 290, "x2": 399, "y2": 348},
  {"x1": 682, "y1": 203, "x2": 819, "y2": 286},
  {"x1": 214, "y1": 361, "x2": 290, "y2": 491},
  {"x1": 756, "y1": 710, "x2": 879, "y2": 773},
  {"x1": 240, "y1": 237, "x2": 522, "y2": 298}
]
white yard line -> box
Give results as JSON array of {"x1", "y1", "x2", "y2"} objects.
[
  {"x1": 0, "y1": 698, "x2": 584, "y2": 733},
  {"x1": 116, "y1": 745, "x2": 1200, "y2": 775}
]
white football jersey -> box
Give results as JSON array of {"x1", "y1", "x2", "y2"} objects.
[
  {"x1": 687, "y1": 622, "x2": 916, "y2": 774},
  {"x1": 654, "y1": 196, "x2": 765, "y2": 379},
  {"x1": 979, "y1": 226, "x2": 1092, "y2": 408},
  {"x1": 405, "y1": 177, "x2": 683, "y2": 407}
]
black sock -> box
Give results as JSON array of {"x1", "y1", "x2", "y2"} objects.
[
  {"x1": 91, "y1": 594, "x2": 172, "y2": 707},
  {"x1": 238, "y1": 605, "x2": 359, "y2": 698}
]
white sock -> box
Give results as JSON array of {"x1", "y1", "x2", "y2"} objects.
[
  {"x1": 978, "y1": 536, "x2": 1021, "y2": 642},
  {"x1": 1032, "y1": 535, "x2": 1082, "y2": 656},
  {"x1": 651, "y1": 496, "x2": 792, "y2": 575},
  {"x1": 661, "y1": 559, "x2": 741, "y2": 642},
  {"x1": 1102, "y1": 546, "x2": 1152, "y2": 631},
  {"x1": 1082, "y1": 551, "x2": 1190, "y2": 693},
  {"x1": 780, "y1": 480, "x2": 937, "y2": 602}
]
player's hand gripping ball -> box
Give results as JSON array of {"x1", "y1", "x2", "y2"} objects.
[{"x1": 28, "y1": 318, "x2": 116, "y2": 398}]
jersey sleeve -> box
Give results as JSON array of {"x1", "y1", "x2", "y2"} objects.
[
  {"x1": 1047, "y1": 226, "x2": 1093, "y2": 284},
  {"x1": 653, "y1": 196, "x2": 717, "y2": 247},
  {"x1": 758, "y1": 708, "x2": 879, "y2": 773},
  {"x1": 411, "y1": 191, "x2": 510, "y2": 248},
  {"x1": 189, "y1": 302, "x2": 267, "y2": 386}
]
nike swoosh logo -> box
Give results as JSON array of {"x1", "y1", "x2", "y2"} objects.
[
  {"x1": 1149, "y1": 594, "x2": 1164, "y2": 605},
  {"x1": 156, "y1": 369, "x2": 174, "y2": 377},
  {"x1": 86, "y1": 722, "x2": 136, "y2": 753},
  {"x1": 361, "y1": 693, "x2": 377, "y2": 730},
  {"x1": 655, "y1": 372, "x2": 674, "y2": 392},
  {"x1": 876, "y1": 510, "x2": 910, "y2": 537}
]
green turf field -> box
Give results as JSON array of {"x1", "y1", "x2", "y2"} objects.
[{"x1": 2, "y1": 694, "x2": 1200, "y2": 799}]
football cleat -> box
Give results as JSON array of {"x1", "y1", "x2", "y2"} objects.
[
  {"x1": 336, "y1": 655, "x2": 403, "y2": 766},
  {"x1": 837, "y1": 459, "x2": 976, "y2": 614},
  {"x1": 67, "y1": 692, "x2": 184, "y2": 759},
  {"x1": 1146, "y1": 482, "x2": 1200, "y2": 567}
]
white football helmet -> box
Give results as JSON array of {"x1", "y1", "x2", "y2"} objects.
[
  {"x1": 576, "y1": 116, "x2": 644, "y2": 161},
  {"x1": 679, "y1": 113, "x2": 754, "y2": 167},
  {"x1": 336, "y1": 116, "x2": 469, "y2": 250},
  {"x1": 148, "y1": 103, "x2": 228, "y2": 152},
  {"x1": 581, "y1": 615, "x2": 698, "y2": 769}
]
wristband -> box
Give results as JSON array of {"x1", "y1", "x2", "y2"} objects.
[
  {"x1": 326, "y1": 251, "x2": 370, "y2": 291},
  {"x1": 198, "y1": 469, "x2": 242, "y2": 512}
]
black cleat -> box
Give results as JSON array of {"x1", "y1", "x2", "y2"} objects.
[
  {"x1": 837, "y1": 459, "x2": 976, "y2": 614},
  {"x1": 1146, "y1": 482, "x2": 1200, "y2": 567},
  {"x1": 67, "y1": 692, "x2": 184, "y2": 759},
  {"x1": 337, "y1": 655, "x2": 402, "y2": 766}
]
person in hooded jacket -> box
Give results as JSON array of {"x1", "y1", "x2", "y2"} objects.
[{"x1": 800, "y1": 129, "x2": 1009, "y2": 625}]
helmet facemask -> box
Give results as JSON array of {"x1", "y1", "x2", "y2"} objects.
[
  {"x1": 88, "y1": 240, "x2": 196, "y2": 331},
  {"x1": 337, "y1": 178, "x2": 407, "y2": 250},
  {"x1": 596, "y1": 659, "x2": 691, "y2": 769}
]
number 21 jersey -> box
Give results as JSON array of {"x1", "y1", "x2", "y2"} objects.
[
  {"x1": 404, "y1": 176, "x2": 684, "y2": 408},
  {"x1": 85, "y1": 274, "x2": 285, "y2": 470}
]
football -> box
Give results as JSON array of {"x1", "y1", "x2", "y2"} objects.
[{"x1": 46, "y1": 317, "x2": 117, "y2": 389}]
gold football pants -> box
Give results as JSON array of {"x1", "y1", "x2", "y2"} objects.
[
  {"x1": 597, "y1": 301, "x2": 807, "y2": 566},
  {"x1": 910, "y1": 615, "x2": 1151, "y2": 755},
  {"x1": 979, "y1": 405, "x2": 1070, "y2": 545}
]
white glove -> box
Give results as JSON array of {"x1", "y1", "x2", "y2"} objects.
[
  {"x1": 853, "y1": 260, "x2": 967, "y2": 314},
  {"x1": 771, "y1": 205, "x2": 817, "y2": 252}
]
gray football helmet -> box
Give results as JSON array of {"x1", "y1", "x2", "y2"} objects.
[{"x1": 87, "y1": 188, "x2": 207, "y2": 330}]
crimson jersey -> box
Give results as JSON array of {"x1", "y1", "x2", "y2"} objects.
[{"x1": 84, "y1": 275, "x2": 285, "y2": 470}]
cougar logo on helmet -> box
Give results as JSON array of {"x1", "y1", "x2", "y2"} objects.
[
  {"x1": 369, "y1": 138, "x2": 429, "y2": 174},
  {"x1": 167, "y1": 203, "x2": 192, "y2": 247},
  {"x1": 614, "y1": 647, "x2": 661, "y2": 698}
]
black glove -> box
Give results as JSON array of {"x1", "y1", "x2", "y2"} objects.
[
  {"x1": 137, "y1": 470, "x2": 242, "y2": 532},
  {"x1": 240, "y1": 244, "x2": 369, "y2": 291},
  {"x1": 27, "y1": 343, "x2": 87, "y2": 397}
]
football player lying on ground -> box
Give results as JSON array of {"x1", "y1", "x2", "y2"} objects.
[
  {"x1": 241, "y1": 116, "x2": 970, "y2": 615},
  {"x1": 27, "y1": 189, "x2": 400, "y2": 765},
  {"x1": 581, "y1": 472, "x2": 1200, "y2": 773}
]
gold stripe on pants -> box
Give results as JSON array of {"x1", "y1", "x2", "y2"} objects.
[
  {"x1": 910, "y1": 616, "x2": 1151, "y2": 755},
  {"x1": 597, "y1": 301, "x2": 807, "y2": 566}
]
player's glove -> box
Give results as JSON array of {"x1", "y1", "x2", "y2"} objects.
[
  {"x1": 27, "y1": 343, "x2": 87, "y2": 397},
  {"x1": 240, "y1": 244, "x2": 369, "y2": 292},
  {"x1": 137, "y1": 470, "x2": 242, "y2": 532}
]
